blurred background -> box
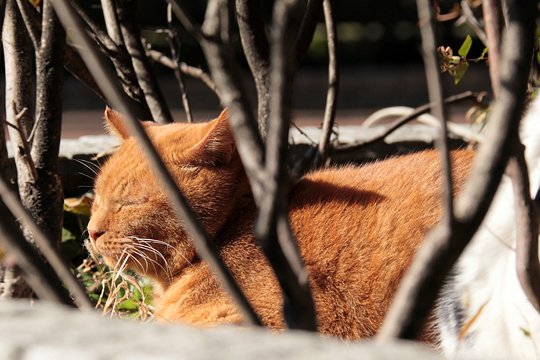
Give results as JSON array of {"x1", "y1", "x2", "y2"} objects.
[{"x1": 57, "y1": 0, "x2": 490, "y2": 137}]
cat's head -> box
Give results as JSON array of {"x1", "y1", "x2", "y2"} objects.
[{"x1": 87, "y1": 109, "x2": 244, "y2": 284}]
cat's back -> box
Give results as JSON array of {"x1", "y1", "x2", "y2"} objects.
[
  {"x1": 290, "y1": 149, "x2": 473, "y2": 234},
  {"x1": 287, "y1": 149, "x2": 474, "y2": 338}
]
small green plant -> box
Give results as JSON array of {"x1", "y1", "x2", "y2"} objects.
[
  {"x1": 439, "y1": 35, "x2": 488, "y2": 84},
  {"x1": 77, "y1": 253, "x2": 154, "y2": 320}
]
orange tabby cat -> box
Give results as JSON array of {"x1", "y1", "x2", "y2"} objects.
[{"x1": 88, "y1": 109, "x2": 474, "y2": 339}]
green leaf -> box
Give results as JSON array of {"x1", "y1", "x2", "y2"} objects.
[
  {"x1": 142, "y1": 284, "x2": 153, "y2": 303},
  {"x1": 454, "y1": 62, "x2": 470, "y2": 84},
  {"x1": 118, "y1": 298, "x2": 139, "y2": 311},
  {"x1": 458, "y1": 35, "x2": 473, "y2": 58},
  {"x1": 62, "y1": 228, "x2": 77, "y2": 242},
  {"x1": 479, "y1": 47, "x2": 488, "y2": 60}
]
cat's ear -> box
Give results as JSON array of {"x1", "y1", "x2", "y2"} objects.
[
  {"x1": 104, "y1": 107, "x2": 154, "y2": 140},
  {"x1": 192, "y1": 109, "x2": 236, "y2": 166},
  {"x1": 104, "y1": 107, "x2": 130, "y2": 139}
]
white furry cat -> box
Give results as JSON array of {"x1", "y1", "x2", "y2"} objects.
[{"x1": 436, "y1": 94, "x2": 540, "y2": 359}]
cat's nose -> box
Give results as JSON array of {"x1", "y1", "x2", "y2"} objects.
[{"x1": 89, "y1": 229, "x2": 105, "y2": 242}]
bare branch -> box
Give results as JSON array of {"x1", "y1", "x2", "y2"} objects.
[
  {"x1": 164, "y1": 0, "x2": 204, "y2": 40},
  {"x1": 482, "y1": 0, "x2": 503, "y2": 96},
  {"x1": 2, "y1": 0, "x2": 34, "y2": 298},
  {"x1": 460, "y1": 0, "x2": 488, "y2": 45},
  {"x1": 3, "y1": 0, "x2": 35, "y2": 201},
  {"x1": 0, "y1": 33, "x2": 8, "y2": 204},
  {"x1": 315, "y1": 0, "x2": 339, "y2": 166},
  {"x1": 0, "y1": 198, "x2": 74, "y2": 306},
  {"x1": 71, "y1": 0, "x2": 118, "y2": 53},
  {"x1": 116, "y1": 0, "x2": 173, "y2": 124},
  {"x1": 100, "y1": 0, "x2": 124, "y2": 46},
  {"x1": 15, "y1": 0, "x2": 105, "y2": 101},
  {"x1": 508, "y1": 144, "x2": 540, "y2": 313},
  {"x1": 294, "y1": 0, "x2": 323, "y2": 68},
  {"x1": 200, "y1": 0, "x2": 266, "y2": 200},
  {"x1": 235, "y1": 0, "x2": 270, "y2": 136},
  {"x1": 15, "y1": 0, "x2": 40, "y2": 49},
  {"x1": 5, "y1": 109, "x2": 38, "y2": 182},
  {"x1": 27, "y1": 0, "x2": 65, "y2": 243},
  {"x1": 256, "y1": 0, "x2": 317, "y2": 331},
  {"x1": 335, "y1": 91, "x2": 483, "y2": 153},
  {"x1": 0, "y1": 122, "x2": 7, "y2": 187},
  {"x1": 378, "y1": 0, "x2": 536, "y2": 340},
  {"x1": 166, "y1": 5, "x2": 193, "y2": 123},
  {"x1": 147, "y1": 49, "x2": 219, "y2": 95},
  {"x1": 65, "y1": 46, "x2": 106, "y2": 101},
  {"x1": 417, "y1": 0, "x2": 454, "y2": 226},
  {"x1": 0, "y1": 177, "x2": 92, "y2": 309},
  {"x1": 50, "y1": 0, "x2": 262, "y2": 326},
  {"x1": 71, "y1": 0, "x2": 152, "y2": 119}
]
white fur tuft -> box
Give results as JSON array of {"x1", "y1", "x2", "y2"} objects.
[{"x1": 436, "y1": 95, "x2": 540, "y2": 359}]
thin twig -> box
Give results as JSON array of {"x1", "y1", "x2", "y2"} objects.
[
  {"x1": 15, "y1": 0, "x2": 40, "y2": 50},
  {"x1": 166, "y1": 4, "x2": 193, "y2": 123},
  {"x1": 294, "y1": 0, "x2": 323, "y2": 69},
  {"x1": 335, "y1": 91, "x2": 483, "y2": 153},
  {"x1": 71, "y1": 0, "x2": 151, "y2": 119},
  {"x1": 5, "y1": 108, "x2": 38, "y2": 182},
  {"x1": 116, "y1": 0, "x2": 173, "y2": 124},
  {"x1": 460, "y1": 0, "x2": 488, "y2": 45},
  {"x1": 508, "y1": 143, "x2": 540, "y2": 313},
  {"x1": 71, "y1": 0, "x2": 118, "y2": 54},
  {"x1": 378, "y1": 0, "x2": 536, "y2": 340},
  {"x1": 482, "y1": 0, "x2": 503, "y2": 97},
  {"x1": 200, "y1": 0, "x2": 266, "y2": 200},
  {"x1": 256, "y1": 0, "x2": 317, "y2": 331},
  {"x1": 178, "y1": 63, "x2": 219, "y2": 94},
  {"x1": 164, "y1": 0, "x2": 204, "y2": 40},
  {"x1": 15, "y1": 0, "x2": 105, "y2": 100},
  {"x1": 235, "y1": 0, "x2": 270, "y2": 136},
  {"x1": 315, "y1": 0, "x2": 339, "y2": 166},
  {"x1": 147, "y1": 49, "x2": 219, "y2": 95},
  {"x1": 100, "y1": 0, "x2": 124, "y2": 46},
  {"x1": 417, "y1": 0, "x2": 455, "y2": 230},
  {"x1": 50, "y1": 0, "x2": 262, "y2": 326}
]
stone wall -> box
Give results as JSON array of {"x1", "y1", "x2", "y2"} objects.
[{"x1": 0, "y1": 300, "x2": 441, "y2": 360}]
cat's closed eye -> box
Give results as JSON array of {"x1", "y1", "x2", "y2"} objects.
[{"x1": 113, "y1": 199, "x2": 148, "y2": 212}]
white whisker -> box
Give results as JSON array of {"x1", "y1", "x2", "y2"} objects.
[
  {"x1": 129, "y1": 235, "x2": 195, "y2": 268},
  {"x1": 129, "y1": 236, "x2": 176, "y2": 251},
  {"x1": 128, "y1": 244, "x2": 160, "y2": 276},
  {"x1": 75, "y1": 158, "x2": 100, "y2": 176},
  {"x1": 135, "y1": 242, "x2": 170, "y2": 268},
  {"x1": 132, "y1": 243, "x2": 173, "y2": 282},
  {"x1": 77, "y1": 171, "x2": 97, "y2": 181},
  {"x1": 124, "y1": 245, "x2": 148, "y2": 272},
  {"x1": 128, "y1": 246, "x2": 151, "y2": 273}
]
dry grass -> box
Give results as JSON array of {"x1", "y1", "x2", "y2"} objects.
[{"x1": 77, "y1": 242, "x2": 154, "y2": 320}]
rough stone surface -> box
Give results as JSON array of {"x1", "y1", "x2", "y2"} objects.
[{"x1": 0, "y1": 301, "x2": 442, "y2": 360}]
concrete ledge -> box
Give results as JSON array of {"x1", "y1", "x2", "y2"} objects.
[{"x1": 0, "y1": 300, "x2": 441, "y2": 360}]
